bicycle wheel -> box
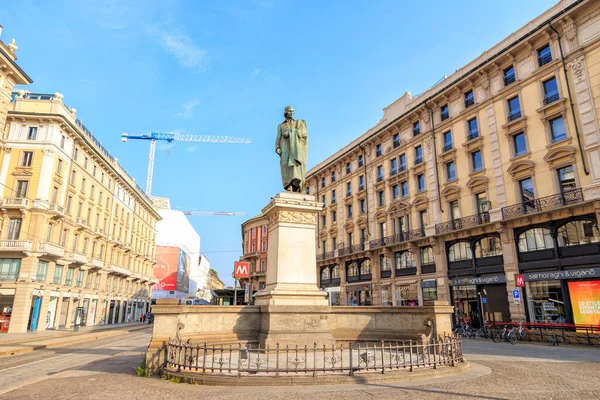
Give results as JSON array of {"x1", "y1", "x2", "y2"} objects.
[
  {"x1": 492, "y1": 330, "x2": 502, "y2": 343},
  {"x1": 520, "y1": 330, "x2": 529, "y2": 342},
  {"x1": 475, "y1": 329, "x2": 485, "y2": 342},
  {"x1": 508, "y1": 331, "x2": 518, "y2": 345}
]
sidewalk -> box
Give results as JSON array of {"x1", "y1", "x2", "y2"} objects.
[{"x1": 0, "y1": 322, "x2": 151, "y2": 357}]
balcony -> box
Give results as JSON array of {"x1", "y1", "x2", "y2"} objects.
[
  {"x1": 95, "y1": 227, "x2": 104, "y2": 235},
  {"x1": 132, "y1": 272, "x2": 142, "y2": 280},
  {"x1": 37, "y1": 242, "x2": 65, "y2": 258},
  {"x1": 0, "y1": 240, "x2": 32, "y2": 252},
  {"x1": 369, "y1": 233, "x2": 407, "y2": 249},
  {"x1": 65, "y1": 251, "x2": 88, "y2": 265},
  {"x1": 75, "y1": 218, "x2": 89, "y2": 229},
  {"x1": 501, "y1": 189, "x2": 583, "y2": 219},
  {"x1": 252, "y1": 269, "x2": 266, "y2": 277},
  {"x1": 316, "y1": 251, "x2": 335, "y2": 262},
  {"x1": 108, "y1": 264, "x2": 132, "y2": 277},
  {"x1": 543, "y1": 92, "x2": 559, "y2": 105},
  {"x1": 48, "y1": 204, "x2": 65, "y2": 215},
  {"x1": 467, "y1": 130, "x2": 479, "y2": 141},
  {"x1": 91, "y1": 258, "x2": 105, "y2": 270},
  {"x1": 377, "y1": 175, "x2": 384, "y2": 183},
  {"x1": 435, "y1": 212, "x2": 490, "y2": 234},
  {"x1": 407, "y1": 228, "x2": 426, "y2": 241},
  {"x1": 244, "y1": 251, "x2": 261, "y2": 260},
  {"x1": 414, "y1": 157, "x2": 423, "y2": 166},
  {"x1": 442, "y1": 143, "x2": 453, "y2": 153},
  {"x1": 508, "y1": 109, "x2": 522, "y2": 122},
  {"x1": 3, "y1": 198, "x2": 29, "y2": 209},
  {"x1": 389, "y1": 169, "x2": 398, "y2": 177},
  {"x1": 338, "y1": 243, "x2": 365, "y2": 257}
]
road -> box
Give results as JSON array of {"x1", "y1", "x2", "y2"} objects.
[{"x1": 1, "y1": 333, "x2": 599, "y2": 399}]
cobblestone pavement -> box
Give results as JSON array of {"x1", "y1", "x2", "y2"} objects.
[{"x1": 2, "y1": 335, "x2": 600, "y2": 399}]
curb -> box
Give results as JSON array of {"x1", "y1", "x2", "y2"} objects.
[{"x1": 0, "y1": 325, "x2": 151, "y2": 357}]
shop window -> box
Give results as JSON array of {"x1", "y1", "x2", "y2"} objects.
[
  {"x1": 518, "y1": 228, "x2": 554, "y2": 252},
  {"x1": 422, "y1": 282, "x2": 438, "y2": 301},
  {"x1": 395, "y1": 283, "x2": 419, "y2": 306},
  {"x1": 347, "y1": 262, "x2": 358, "y2": 277},
  {"x1": 448, "y1": 242, "x2": 473, "y2": 261},
  {"x1": 320, "y1": 267, "x2": 330, "y2": 282},
  {"x1": 394, "y1": 251, "x2": 415, "y2": 269},
  {"x1": 381, "y1": 285, "x2": 393, "y2": 306},
  {"x1": 526, "y1": 280, "x2": 565, "y2": 323},
  {"x1": 379, "y1": 254, "x2": 391, "y2": 272},
  {"x1": 474, "y1": 237, "x2": 503, "y2": 257},
  {"x1": 556, "y1": 220, "x2": 600, "y2": 246},
  {"x1": 331, "y1": 265, "x2": 340, "y2": 279},
  {"x1": 347, "y1": 289, "x2": 372, "y2": 306},
  {"x1": 420, "y1": 246, "x2": 434, "y2": 265},
  {"x1": 360, "y1": 260, "x2": 371, "y2": 276}
]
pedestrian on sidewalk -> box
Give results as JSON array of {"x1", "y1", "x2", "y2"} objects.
[{"x1": 139, "y1": 313, "x2": 144, "y2": 323}]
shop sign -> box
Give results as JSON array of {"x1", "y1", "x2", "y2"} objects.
[
  {"x1": 420, "y1": 280, "x2": 437, "y2": 288},
  {"x1": 543, "y1": 302, "x2": 558, "y2": 311},
  {"x1": 522, "y1": 268, "x2": 600, "y2": 282},
  {"x1": 449, "y1": 275, "x2": 506, "y2": 286}
]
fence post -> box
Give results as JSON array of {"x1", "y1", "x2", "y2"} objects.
[
  {"x1": 349, "y1": 342, "x2": 354, "y2": 376},
  {"x1": 381, "y1": 340, "x2": 385, "y2": 374},
  {"x1": 409, "y1": 340, "x2": 413, "y2": 372},
  {"x1": 202, "y1": 342, "x2": 207, "y2": 376},
  {"x1": 237, "y1": 343, "x2": 242, "y2": 378},
  {"x1": 313, "y1": 343, "x2": 317, "y2": 377},
  {"x1": 276, "y1": 343, "x2": 280, "y2": 377},
  {"x1": 433, "y1": 338, "x2": 437, "y2": 369}
]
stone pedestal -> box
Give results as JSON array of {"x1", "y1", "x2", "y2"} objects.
[
  {"x1": 254, "y1": 192, "x2": 328, "y2": 306},
  {"x1": 258, "y1": 305, "x2": 335, "y2": 347}
]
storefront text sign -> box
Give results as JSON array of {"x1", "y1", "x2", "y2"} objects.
[
  {"x1": 522, "y1": 268, "x2": 600, "y2": 282},
  {"x1": 449, "y1": 274, "x2": 506, "y2": 286}
]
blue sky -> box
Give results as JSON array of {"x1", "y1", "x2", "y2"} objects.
[{"x1": 1, "y1": 0, "x2": 556, "y2": 286}]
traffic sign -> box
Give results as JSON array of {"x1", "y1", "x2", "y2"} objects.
[
  {"x1": 481, "y1": 297, "x2": 487, "y2": 304},
  {"x1": 234, "y1": 261, "x2": 249, "y2": 278},
  {"x1": 515, "y1": 274, "x2": 525, "y2": 287},
  {"x1": 513, "y1": 289, "x2": 521, "y2": 304}
]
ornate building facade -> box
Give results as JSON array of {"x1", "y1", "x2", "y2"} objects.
[
  {"x1": 309, "y1": 0, "x2": 600, "y2": 327},
  {"x1": 239, "y1": 215, "x2": 268, "y2": 291}
]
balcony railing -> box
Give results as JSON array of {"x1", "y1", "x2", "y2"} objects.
[
  {"x1": 508, "y1": 109, "x2": 522, "y2": 121},
  {"x1": 377, "y1": 175, "x2": 384, "y2": 182},
  {"x1": 92, "y1": 258, "x2": 105, "y2": 269},
  {"x1": 414, "y1": 157, "x2": 423, "y2": 166},
  {"x1": 442, "y1": 143, "x2": 453, "y2": 152},
  {"x1": 4, "y1": 198, "x2": 28, "y2": 207},
  {"x1": 504, "y1": 74, "x2": 516, "y2": 86},
  {"x1": 339, "y1": 243, "x2": 365, "y2": 256},
  {"x1": 467, "y1": 130, "x2": 479, "y2": 141},
  {"x1": 108, "y1": 264, "x2": 132, "y2": 276},
  {"x1": 66, "y1": 251, "x2": 88, "y2": 264},
  {"x1": 464, "y1": 97, "x2": 474, "y2": 108},
  {"x1": 0, "y1": 240, "x2": 33, "y2": 252},
  {"x1": 398, "y1": 164, "x2": 407, "y2": 172},
  {"x1": 413, "y1": 126, "x2": 421, "y2": 136},
  {"x1": 501, "y1": 188, "x2": 583, "y2": 219},
  {"x1": 538, "y1": 53, "x2": 552, "y2": 67},
  {"x1": 369, "y1": 233, "x2": 407, "y2": 249},
  {"x1": 407, "y1": 228, "x2": 425, "y2": 241},
  {"x1": 435, "y1": 212, "x2": 490, "y2": 234},
  {"x1": 543, "y1": 92, "x2": 559, "y2": 105},
  {"x1": 49, "y1": 204, "x2": 64, "y2": 214}
]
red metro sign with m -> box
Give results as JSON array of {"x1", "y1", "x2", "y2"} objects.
[
  {"x1": 234, "y1": 262, "x2": 249, "y2": 279},
  {"x1": 515, "y1": 274, "x2": 525, "y2": 287}
]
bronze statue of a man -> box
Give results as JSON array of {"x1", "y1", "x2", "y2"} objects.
[{"x1": 276, "y1": 105, "x2": 308, "y2": 193}]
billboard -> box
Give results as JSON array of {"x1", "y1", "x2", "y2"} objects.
[
  {"x1": 153, "y1": 246, "x2": 180, "y2": 291},
  {"x1": 177, "y1": 248, "x2": 191, "y2": 294},
  {"x1": 568, "y1": 280, "x2": 600, "y2": 329}
]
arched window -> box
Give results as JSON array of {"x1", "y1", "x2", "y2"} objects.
[
  {"x1": 518, "y1": 228, "x2": 554, "y2": 252},
  {"x1": 331, "y1": 265, "x2": 340, "y2": 279},
  {"x1": 557, "y1": 220, "x2": 600, "y2": 247},
  {"x1": 320, "y1": 267, "x2": 330, "y2": 281},
  {"x1": 448, "y1": 242, "x2": 472, "y2": 262},
  {"x1": 474, "y1": 237, "x2": 502, "y2": 258},
  {"x1": 347, "y1": 262, "x2": 358, "y2": 277},
  {"x1": 360, "y1": 260, "x2": 371, "y2": 275},
  {"x1": 395, "y1": 251, "x2": 415, "y2": 269},
  {"x1": 420, "y1": 246, "x2": 434, "y2": 264}
]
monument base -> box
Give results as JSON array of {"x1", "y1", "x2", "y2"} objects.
[{"x1": 258, "y1": 305, "x2": 336, "y2": 347}]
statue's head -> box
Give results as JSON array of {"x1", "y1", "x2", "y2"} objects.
[{"x1": 284, "y1": 105, "x2": 295, "y2": 119}]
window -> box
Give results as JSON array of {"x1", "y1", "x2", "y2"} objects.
[
  {"x1": 378, "y1": 190, "x2": 385, "y2": 207},
  {"x1": 81, "y1": 178, "x2": 86, "y2": 193},
  {"x1": 390, "y1": 158, "x2": 398, "y2": 175},
  {"x1": 358, "y1": 155, "x2": 364, "y2": 167},
  {"x1": 332, "y1": 237, "x2": 337, "y2": 250},
  {"x1": 321, "y1": 215, "x2": 326, "y2": 228},
  {"x1": 376, "y1": 144, "x2": 382, "y2": 157},
  {"x1": 419, "y1": 209, "x2": 428, "y2": 228},
  {"x1": 346, "y1": 182, "x2": 352, "y2": 197},
  {"x1": 91, "y1": 185, "x2": 95, "y2": 198},
  {"x1": 347, "y1": 262, "x2": 358, "y2": 277},
  {"x1": 420, "y1": 246, "x2": 434, "y2": 265},
  {"x1": 380, "y1": 254, "x2": 391, "y2": 271},
  {"x1": 70, "y1": 170, "x2": 76, "y2": 185},
  {"x1": 321, "y1": 267, "x2": 330, "y2": 282},
  {"x1": 557, "y1": 220, "x2": 600, "y2": 246},
  {"x1": 93, "y1": 165, "x2": 97, "y2": 176},
  {"x1": 401, "y1": 181, "x2": 409, "y2": 198},
  {"x1": 543, "y1": 77, "x2": 559, "y2": 105},
  {"x1": 35, "y1": 261, "x2": 48, "y2": 282},
  {"x1": 346, "y1": 162, "x2": 351, "y2": 174},
  {"x1": 51, "y1": 187, "x2": 58, "y2": 204},
  {"x1": 449, "y1": 200, "x2": 460, "y2": 220},
  {"x1": 53, "y1": 265, "x2": 64, "y2": 285},
  {"x1": 77, "y1": 202, "x2": 83, "y2": 218},
  {"x1": 415, "y1": 145, "x2": 423, "y2": 165},
  {"x1": 519, "y1": 177, "x2": 535, "y2": 203},
  {"x1": 0, "y1": 259, "x2": 21, "y2": 281},
  {"x1": 321, "y1": 194, "x2": 325, "y2": 204},
  {"x1": 64, "y1": 268, "x2": 75, "y2": 286},
  {"x1": 359, "y1": 175, "x2": 365, "y2": 190},
  {"x1": 448, "y1": 242, "x2": 473, "y2": 261},
  {"x1": 557, "y1": 165, "x2": 576, "y2": 193},
  {"x1": 101, "y1": 172, "x2": 104, "y2": 183},
  {"x1": 7, "y1": 218, "x2": 21, "y2": 240},
  {"x1": 422, "y1": 281, "x2": 438, "y2": 302},
  {"x1": 550, "y1": 116, "x2": 566, "y2": 143},
  {"x1": 347, "y1": 204, "x2": 353, "y2": 219},
  {"x1": 413, "y1": 121, "x2": 421, "y2": 136},
  {"x1": 84, "y1": 157, "x2": 88, "y2": 169},
  {"x1": 399, "y1": 154, "x2": 406, "y2": 171},
  {"x1": 359, "y1": 199, "x2": 366, "y2": 214},
  {"x1": 347, "y1": 232, "x2": 353, "y2": 247},
  {"x1": 446, "y1": 162, "x2": 456, "y2": 182},
  {"x1": 440, "y1": 104, "x2": 449, "y2": 121},
  {"x1": 475, "y1": 237, "x2": 502, "y2": 257},
  {"x1": 15, "y1": 180, "x2": 28, "y2": 198},
  {"x1": 331, "y1": 189, "x2": 336, "y2": 203},
  {"x1": 467, "y1": 118, "x2": 478, "y2": 140},
  {"x1": 321, "y1": 178, "x2": 325, "y2": 188},
  {"x1": 471, "y1": 151, "x2": 483, "y2": 172},
  {"x1": 518, "y1": 228, "x2": 554, "y2": 252},
  {"x1": 441, "y1": 131, "x2": 453, "y2": 152},
  {"x1": 72, "y1": 234, "x2": 78, "y2": 251},
  {"x1": 394, "y1": 251, "x2": 415, "y2": 269},
  {"x1": 417, "y1": 174, "x2": 425, "y2": 192},
  {"x1": 392, "y1": 184, "x2": 399, "y2": 200},
  {"x1": 513, "y1": 132, "x2": 527, "y2": 157},
  {"x1": 464, "y1": 90, "x2": 474, "y2": 108},
  {"x1": 56, "y1": 158, "x2": 64, "y2": 175},
  {"x1": 66, "y1": 196, "x2": 72, "y2": 214},
  {"x1": 476, "y1": 192, "x2": 489, "y2": 214},
  {"x1": 538, "y1": 44, "x2": 552, "y2": 67},
  {"x1": 75, "y1": 270, "x2": 84, "y2": 288},
  {"x1": 46, "y1": 223, "x2": 53, "y2": 242},
  {"x1": 332, "y1": 210, "x2": 337, "y2": 223},
  {"x1": 28, "y1": 127, "x2": 38, "y2": 140},
  {"x1": 61, "y1": 229, "x2": 67, "y2": 246},
  {"x1": 507, "y1": 96, "x2": 521, "y2": 121},
  {"x1": 20, "y1": 151, "x2": 33, "y2": 167},
  {"x1": 393, "y1": 133, "x2": 400, "y2": 148},
  {"x1": 504, "y1": 66, "x2": 516, "y2": 86},
  {"x1": 74, "y1": 147, "x2": 79, "y2": 161},
  {"x1": 377, "y1": 165, "x2": 383, "y2": 181}
]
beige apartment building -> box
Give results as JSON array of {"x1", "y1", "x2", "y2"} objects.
[
  {"x1": 0, "y1": 88, "x2": 161, "y2": 333},
  {"x1": 239, "y1": 215, "x2": 268, "y2": 291},
  {"x1": 310, "y1": 0, "x2": 600, "y2": 327}
]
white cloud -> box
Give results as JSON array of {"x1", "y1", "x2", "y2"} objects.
[
  {"x1": 186, "y1": 145, "x2": 199, "y2": 153},
  {"x1": 159, "y1": 32, "x2": 209, "y2": 72},
  {"x1": 177, "y1": 99, "x2": 201, "y2": 119}
]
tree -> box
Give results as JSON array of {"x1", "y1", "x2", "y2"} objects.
[{"x1": 210, "y1": 268, "x2": 218, "y2": 276}]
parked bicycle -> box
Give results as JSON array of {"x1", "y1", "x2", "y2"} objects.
[
  {"x1": 516, "y1": 322, "x2": 529, "y2": 341},
  {"x1": 492, "y1": 325, "x2": 518, "y2": 345},
  {"x1": 474, "y1": 322, "x2": 494, "y2": 342}
]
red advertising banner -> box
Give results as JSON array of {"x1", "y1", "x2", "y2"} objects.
[
  {"x1": 234, "y1": 261, "x2": 250, "y2": 279},
  {"x1": 568, "y1": 280, "x2": 600, "y2": 330},
  {"x1": 153, "y1": 246, "x2": 180, "y2": 291}
]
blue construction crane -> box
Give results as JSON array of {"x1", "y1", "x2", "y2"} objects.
[{"x1": 121, "y1": 132, "x2": 252, "y2": 196}]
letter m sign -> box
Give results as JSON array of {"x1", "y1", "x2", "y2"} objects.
[
  {"x1": 234, "y1": 261, "x2": 250, "y2": 279},
  {"x1": 515, "y1": 274, "x2": 525, "y2": 287}
]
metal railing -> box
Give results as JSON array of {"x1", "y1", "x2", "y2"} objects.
[
  {"x1": 538, "y1": 53, "x2": 552, "y2": 67},
  {"x1": 442, "y1": 143, "x2": 453, "y2": 152},
  {"x1": 166, "y1": 336, "x2": 463, "y2": 378},
  {"x1": 407, "y1": 228, "x2": 426, "y2": 241},
  {"x1": 504, "y1": 74, "x2": 516, "y2": 86},
  {"x1": 414, "y1": 157, "x2": 423, "y2": 166},
  {"x1": 501, "y1": 188, "x2": 583, "y2": 219},
  {"x1": 464, "y1": 97, "x2": 474, "y2": 108},
  {"x1": 377, "y1": 175, "x2": 384, "y2": 182},
  {"x1": 339, "y1": 243, "x2": 365, "y2": 256},
  {"x1": 370, "y1": 232, "x2": 407, "y2": 249},
  {"x1": 413, "y1": 126, "x2": 421, "y2": 136},
  {"x1": 543, "y1": 92, "x2": 559, "y2": 105},
  {"x1": 508, "y1": 109, "x2": 522, "y2": 121},
  {"x1": 435, "y1": 212, "x2": 490, "y2": 234},
  {"x1": 389, "y1": 169, "x2": 397, "y2": 177},
  {"x1": 467, "y1": 130, "x2": 479, "y2": 141}
]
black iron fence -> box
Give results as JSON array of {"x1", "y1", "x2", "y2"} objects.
[
  {"x1": 166, "y1": 336, "x2": 463, "y2": 378},
  {"x1": 501, "y1": 189, "x2": 583, "y2": 219}
]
